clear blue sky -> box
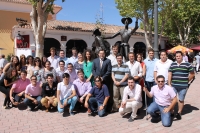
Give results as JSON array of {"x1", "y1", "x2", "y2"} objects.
[{"x1": 54, "y1": 0, "x2": 137, "y2": 26}]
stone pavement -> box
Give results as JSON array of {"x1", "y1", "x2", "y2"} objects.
[{"x1": 0, "y1": 74, "x2": 200, "y2": 133}]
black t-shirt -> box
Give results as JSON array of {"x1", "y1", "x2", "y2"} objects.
[
  {"x1": 42, "y1": 82, "x2": 57, "y2": 97},
  {"x1": 0, "y1": 75, "x2": 13, "y2": 87}
]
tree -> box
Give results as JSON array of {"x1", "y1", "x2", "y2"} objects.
[
  {"x1": 170, "y1": 0, "x2": 200, "y2": 46},
  {"x1": 115, "y1": 0, "x2": 154, "y2": 48},
  {"x1": 28, "y1": 0, "x2": 63, "y2": 57}
]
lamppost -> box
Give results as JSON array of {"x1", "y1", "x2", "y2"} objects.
[{"x1": 154, "y1": 0, "x2": 159, "y2": 58}]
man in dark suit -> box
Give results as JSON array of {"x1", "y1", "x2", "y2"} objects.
[{"x1": 92, "y1": 48, "x2": 112, "y2": 111}]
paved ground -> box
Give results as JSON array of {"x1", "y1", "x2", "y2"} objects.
[{"x1": 0, "y1": 74, "x2": 200, "y2": 133}]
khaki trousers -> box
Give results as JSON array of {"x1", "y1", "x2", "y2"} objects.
[
  {"x1": 112, "y1": 85, "x2": 125, "y2": 111},
  {"x1": 41, "y1": 97, "x2": 58, "y2": 108}
]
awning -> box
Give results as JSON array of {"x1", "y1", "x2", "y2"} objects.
[{"x1": 191, "y1": 45, "x2": 200, "y2": 51}]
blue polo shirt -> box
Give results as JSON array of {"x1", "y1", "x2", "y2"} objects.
[
  {"x1": 144, "y1": 57, "x2": 158, "y2": 82},
  {"x1": 89, "y1": 84, "x2": 110, "y2": 104}
]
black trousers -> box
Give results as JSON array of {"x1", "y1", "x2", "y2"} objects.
[{"x1": 0, "y1": 86, "x2": 11, "y2": 106}]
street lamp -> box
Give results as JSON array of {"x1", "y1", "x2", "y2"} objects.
[{"x1": 154, "y1": 0, "x2": 159, "y2": 58}]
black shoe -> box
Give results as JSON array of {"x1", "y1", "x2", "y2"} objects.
[
  {"x1": 151, "y1": 117, "x2": 161, "y2": 123},
  {"x1": 128, "y1": 116, "x2": 134, "y2": 122},
  {"x1": 175, "y1": 113, "x2": 182, "y2": 120},
  {"x1": 88, "y1": 112, "x2": 96, "y2": 117},
  {"x1": 171, "y1": 113, "x2": 175, "y2": 117}
]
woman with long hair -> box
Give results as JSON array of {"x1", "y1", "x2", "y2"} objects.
[
  {"x1": 74, "y1": 52, "x2": 84, "y2": 70},
  {"x1": 26, "y1": 55, "x2": 34, "y2": 79},
  {"x1": 40, "y1": 61, "x2": 57, "y2": 83},
  {"x1": 41, "y1": 56, "x2": 47, "y2": 68},
  {"x1": 0, "y1": 68, "x2": 18, "y2": 108},
  {"x1": 19, "y1": 54, "x2": 27, "y2": 72},
  {"x1": 3, "y1": 56, "x2": 20, "y2": 74},
  {"x1": 83, "y1": 49, "x2": 94, "y2": 85},
  {"x1": 31, "y1": 57, "x2": 43, "y2": 82}
]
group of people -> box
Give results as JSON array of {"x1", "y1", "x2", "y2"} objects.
[{"x1": 0, "y1": 44, "x2": 195, "y2": 127}]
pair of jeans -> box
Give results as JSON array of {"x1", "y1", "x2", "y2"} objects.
[
  {"x1": 57, "y1": 96, "x2": 78, "y2": 113},
  {"x1": 88, "y1": 97, "x2": 107, "y2": 117},
  {"x1": 24, "y1": 96, "x2": 42, "y2": 110},
  {"x1": 13, "y1": 92, "x2": 25, "y2": 102},
  {"x1": 145, "y1": 81, "x2": 156, "y2": 105},
  {"x1": 147, "y1": 102, "x2": 172, "y2": 127},
  {"x1": 0, "y1": 86, "x2": 10, "y2": 106}
]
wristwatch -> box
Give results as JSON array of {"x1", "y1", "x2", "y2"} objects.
[{"x1": 102, "y1": 104, "x2": 105, "y2": 107}]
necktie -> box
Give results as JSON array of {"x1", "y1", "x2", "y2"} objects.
[{"x1": 100, "y1": 59, "x2": 103, "y2": 68}]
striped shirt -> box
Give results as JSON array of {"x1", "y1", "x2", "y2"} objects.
[
  {"x1": 168, "y1": 61, "x2": 194, "y2": 89},
  {"x1": 112, "y1": 63, "x2": 130, "y2": 86}
]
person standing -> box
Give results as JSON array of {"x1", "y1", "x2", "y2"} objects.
[
  {"x1": 107, "y1": 44, "x2": 125, "y2": 66},
  {"x1": 58, "y1": 50, "x2": 69, "y2": 67},
  {"x1": 126, "y1": 52, "x2": 142, "y2": 84},
  {"x1": 112, "y1": 53, "x2": 129, "y2": 111},
  {"x1": 56, "y1": 60, "x2": 67, "y2": 83},
  {"x1": 47, "y1": 47, "x2": 59, "y2": 69},
  {"x1": 74, "y1": 52, "x2": 84, "y2": 70},
  {"x1": 24, "y1": 75, "x2": 42, "y2": 111},
  {"x1": 143, "y1": 48, "x2": 158, "y2": 105},
  {"x1": 119, "y1": 76, "x2": 142, "y2": 122},
  {"x1": 195, "y1": 53, "x2": 200, "y2": 72},
  {"x1": 168, "y1": 51, "x2": 195, "y2": 120},
  {"x1": 92, "y1": 48, "x2": 112, "y2": 111},
  {"x1": 68, "y1": 47, "x2": 78, "y2": 65},
  {"x1": 84, "y1": 76, "x2": 110, "y2": 117},
  {"x1": 26, "y1": 55, "x2": 34, "y2": 79},
  {"x1": 192, "y1": 57, "x2": 198, "y2": 74},
  {"x1": 144, "y1": 75, "x2": 177, "y2": 127},
  {"x1": 83, "y1": 49, "x2": 94, "y2": 85},
  {"x1": 0, "y1": 54, "x2": 8, "y2": 68},
  {"x1": 31, "y1": 57, "x2": 43, "y2": 82},
  {"x1": 154, "y1": 51, "x2": 173, "y2": 84},
  {"x1": 57, "y1": 73, "x2": 78, "y2": 115},
  {"x1": 183, "y1": 52, "x2": 188, "y2": 62}
]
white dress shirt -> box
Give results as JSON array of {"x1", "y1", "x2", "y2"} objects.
[
  {"x1": 126, "y1": 61, "x2": 142, "y2": 77},
  {"x1": 47, "y1": 55, "x2": 59, "y2": 69},
  {"x1": 57, "y1": 82, "x2": 74, "y2": 100},
  {"x1": 122, "y1": 84, "x2": 142, "y2": 102}
]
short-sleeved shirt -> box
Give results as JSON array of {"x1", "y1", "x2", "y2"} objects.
[
  {"x1": 57, "y1": 82, "x2": 74, "y2": 100},
  {"x1": 73, "y1": 78, "x2": 92, "y2": 97},
  {"x1": 56, "y1": 67, "x2": 67, "y2": 82},
  {"x1": 25, "y1": 82, "x2": 41, "y2": 96},
  {"x1": 169, "y1": 60, "x2": 194, "y2": 89},
  {"x1": 89, "y1": 84, "x2": 110, "y2": 104},
  {"x1": 12, "y1": 78, "x2": 30, "y2": 93},
  {"x1": 154, "y1": 59, "x2": 173, "y2": 83},
  {"x1": 150, "y1": 85, "x2": 176, "y2": 106},
  {"x1": 144, "y1": 57, "x2": 158, "y2": 82},
  {"x1": 122, "y1": 84, "x2": 142, "y2": 102},
  {"x1": 0, "y1": 75, "x2": 13, "y2": 87},
  {"x1": 42, "y1": 82, "x2": 57, "y2": 97},
  {"x1": 112, "y1": 63, "x2": 130, "y2": 86}
]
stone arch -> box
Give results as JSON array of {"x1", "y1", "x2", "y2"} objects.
[
  {"x1": 44, "y1": 38, "x2": 61, "y2": 57},
  {"x1": 134, "y1": 42, "x2": 146, "y2": 58},
  {"x1": 66, "y1": 39, "x2": 87, "y2": 57}
]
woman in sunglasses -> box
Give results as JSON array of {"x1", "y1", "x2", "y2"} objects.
[
  {"x1": 84, "y1": 76, "x2": 110, "y2": 117},
  {"x1": 32, "y1": 57, "x2": 43, "y2": 82}
]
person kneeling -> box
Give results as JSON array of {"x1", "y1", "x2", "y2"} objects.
[
  {"x1": 41, "y1": 74, "x2": 57, "y2": 112},
  {"x1": 24, "y1": 75, "x2": 42, "y2": 111},
  {"x1": 57, "y1": 73, "x2": 78, "y2": 116},
  {"x1": 119, "y1": 76, "x2": 143, "y2": 122},
  {"x1": 143, "y1": 75, "x2": 177, "y2": 127},
  {"x1": 84, "y1": 76, "x2": 110, "y2": 117}
]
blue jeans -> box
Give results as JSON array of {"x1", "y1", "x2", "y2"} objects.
[
  {"x1": 145, "y1": 81, "x2": 156, "y2": 105},
  {"x1": 57, "y1": 96, "x2": 78, "y2": 113},
  {"x1": 88, "y1": 97, "x2": 107, "y2": 117},
  {"x1": 24, "y1": 96, "x2": 42, "y2": 109},
  {"x1": 147, "y1": 102, "x2": 172, "y2": 127}
]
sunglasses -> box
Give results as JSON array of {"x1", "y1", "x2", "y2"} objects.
[
  {"x1": 35, "y1": 60, "x2": 40, "y2": 62},
  {"x1": 157, "y1": 81, "x2": 164, "y2": 83},
  {"x1": 95, "y1": 80, "x2": 100, "y2": 82}
]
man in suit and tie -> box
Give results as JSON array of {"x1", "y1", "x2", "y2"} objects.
[{"x1": 92, "y1": 48, "x2": 112, "y2": 111}]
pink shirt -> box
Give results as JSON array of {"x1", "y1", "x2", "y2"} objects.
[
  {"x1": 25, "y1": 82, "x2": 41, "y2": 96},
  {"x1": 12, "y1": 78, "x2": 30, "y2": 93},
  {"x1": 150, "y1": 85, "x2": 176, "y2": 106},
  {"x1": 73, "y1": 78, "x2": 92, "y2": 97}
]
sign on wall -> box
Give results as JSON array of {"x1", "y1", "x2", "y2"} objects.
[{"x1": 16, "y1": 35, "x2": 30, "y2": 48}]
